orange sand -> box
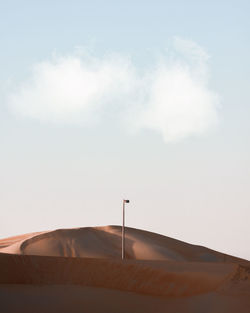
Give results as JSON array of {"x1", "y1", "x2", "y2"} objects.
[{"x1": 0, "y1": 226, "x2": 249, "y2": 312}]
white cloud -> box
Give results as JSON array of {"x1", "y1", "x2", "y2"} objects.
[
  {"x1": 136, "y1": 38, "x2": 219, "y2": 142},
  {"x1": 8, "y1": 53, "x2": 136, "y2": 125},
  {"x1": 7, "y1": 38, "x2": 220, "y2": 142}
]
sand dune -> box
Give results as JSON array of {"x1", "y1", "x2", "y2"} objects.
[
  {"x1": 0, "y1": 226, "x2": 245, "y2": 262},
  {"x1": 0, "y1": 226, "x2": 249, "y2": 312}
]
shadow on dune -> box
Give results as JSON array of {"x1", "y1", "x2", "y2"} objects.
[{"x1": 20, "y1": 227, "x2": 136, "y2": 259}]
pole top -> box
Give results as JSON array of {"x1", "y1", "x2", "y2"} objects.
[{"x1": 124, "y1": 199, "x2": 130, "y2": 203}]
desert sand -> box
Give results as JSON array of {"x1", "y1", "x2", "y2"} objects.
[{"x1": 0, "y1": 226, "x2": 249, "y2": 312}]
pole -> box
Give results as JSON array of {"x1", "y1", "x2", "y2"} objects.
[
  {"x1": 122, "y1": 199, "x2": 129, "y2": 260},
  {"x1": 122, "y1": 200, "x2": 125, "y2": 259}
]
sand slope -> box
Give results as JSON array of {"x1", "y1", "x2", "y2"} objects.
[
  {"x1": 0, "y1": 253, "x2": 237, "y2": 296},
  {"x1": 0, "y1": 226, "x2": 249, "y2": 313},
  {"x1": 1, "y1": 284, "x2": 250, "y2": 313}
]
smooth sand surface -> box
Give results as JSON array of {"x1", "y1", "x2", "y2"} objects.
[
  {"x1": 0, "y1": 226, "x2": 249, "y2": 312},
  {"x1": 0, "y1": 226, "x2": 245, "y2": 262},
  {"x1": 1, "y1": 284, "x2": 250, "y2": 313}
]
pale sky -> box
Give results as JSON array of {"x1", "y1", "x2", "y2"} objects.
[{"x1": 0, "y1": 0, "x2": 250, "y2": 260}]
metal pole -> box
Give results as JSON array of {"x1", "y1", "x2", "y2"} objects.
[
  {"x1": 122, "y1": 199, "x2": 129, "y2": 260},
  {"x1": 122, "y1": 200, "x2": 125, "y2": 259}
]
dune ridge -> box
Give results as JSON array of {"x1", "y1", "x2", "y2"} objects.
[{"x1": 0, "y1": 252, "x2": 240, "y2": 297}]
